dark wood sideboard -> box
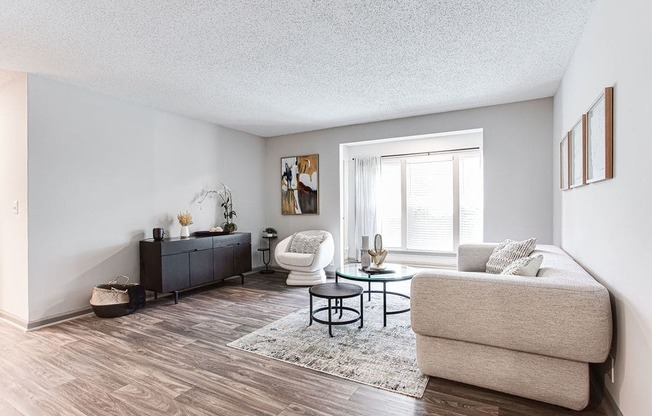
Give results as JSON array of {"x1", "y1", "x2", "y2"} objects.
[{"x1": 139, "y1": 232, "x2": 252, "y2": 303}]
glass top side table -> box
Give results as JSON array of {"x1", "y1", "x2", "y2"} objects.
[{"x1": 335, "y1": 263, "x2": 418, "y2": 327}]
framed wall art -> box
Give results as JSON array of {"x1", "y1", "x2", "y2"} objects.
[
  {"x1": 281, "y1": 154, "x2": 319, "y2": 215},
  {"x1": 569, "y1": 116, "x2": 586, "y2": 188},
  {"x1": 586, "y1": 87, "x2": 614, "y2": 183},
  {"x1": 560, "y1": 135, "x2": 570, "y2": 190}
]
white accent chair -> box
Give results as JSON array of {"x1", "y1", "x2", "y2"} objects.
[{"x1": 274, "y1": 230, "x2": 334, "y2": 286}]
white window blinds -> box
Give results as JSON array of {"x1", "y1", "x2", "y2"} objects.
[{"x1": 380, "y1": 150, "x2": 482, "y2": 253}]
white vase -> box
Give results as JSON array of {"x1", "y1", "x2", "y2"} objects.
[{"x1": 180, "y1": 225, "x2": 190, "y2": 238}]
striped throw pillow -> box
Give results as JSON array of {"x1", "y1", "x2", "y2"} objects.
[
  {"x1": 485, "y1": 238, "x2": 537, "y2": 274},
  {"x1": 501, "y1": 254, "x2": 544, "y2": 276},
  {"x1": 289, "y1": 233, "x2": 326, "y2": 254}
]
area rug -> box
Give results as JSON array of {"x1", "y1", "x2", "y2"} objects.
[{"x1": 227, "y1": 296, "x2": 429, "y2": 398}]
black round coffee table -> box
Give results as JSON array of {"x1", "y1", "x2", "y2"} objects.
[
  {"x1": 309, "y1": 282, "x2": 363, "y2": 337},
  {"x1": 336, "y1": 263, "x2": 417, "y2": 327}
]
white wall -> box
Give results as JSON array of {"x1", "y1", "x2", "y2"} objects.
[
  {"x1": 553, "y1": 0, "x2": 652, "y2": 414},
  {"x1": 26, "y1": 76, "x2": 266, "y2": 323},
  {"x1": 0, "y1": 72, "x2": 29, "y2": 323},
  {"x1": 265, "y1": 98, "x2": 553, "y2": 270}
]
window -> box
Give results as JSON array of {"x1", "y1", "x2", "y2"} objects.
[{"x1": 379, "y1": 150, "x2": 482, "y2": 253}]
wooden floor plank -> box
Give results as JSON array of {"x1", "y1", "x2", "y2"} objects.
[
  {"x1": 110, "y1": 382, "x2": 188, "y2": 415},
  {"x1": 0, "y1": 362, "x2": 85, "y2": 416},
  {"x1": 0, "y1": 395, "x2": 25, "y2": 416},
  {"x1": 0, "y1": 272, "x2": 608, "y2": 416},
  {"x1": 277, "y1": 402, "x2": 333, "y2": 416},
  {"x1": 50, "y1": 378, "x2": 142, "y2": 416}
]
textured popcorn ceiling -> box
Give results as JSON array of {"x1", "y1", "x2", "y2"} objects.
[{"x1": 0, "y1": 1, "x2": 594, "y2": 137}]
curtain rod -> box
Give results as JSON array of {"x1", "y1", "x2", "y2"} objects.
[{"x1": 351, "y1": 146, "x2": 479, "y2": 160}]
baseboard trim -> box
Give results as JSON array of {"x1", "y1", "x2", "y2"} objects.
[
  {"x1": 27, "y1": 307, "x2": 94, "y2": 331},
  {"x1": 7, "y1": 269, "x2": 285, "y2": 331},
  {"x1": 1, "y1": 305, "x2": 93, "y2": 331},
  {"x1": 0, "y1": 309, "x2": 28, "y2": 330}
]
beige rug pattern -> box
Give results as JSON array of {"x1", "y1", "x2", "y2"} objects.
[{"x1": 228, "y1": 296, "x2": 428, "y2": 398}]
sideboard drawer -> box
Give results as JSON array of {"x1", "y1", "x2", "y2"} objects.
[
  {"x1": 213, "y1": 233, "x2": 249, "y2": 248},
  {"x1": 160, "y1": 238, "x2": 213, "y2": 256}
]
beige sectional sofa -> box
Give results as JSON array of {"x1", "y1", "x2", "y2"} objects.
[{"x1": 410, "y1": 244, "x2": 612, "y2": 410}]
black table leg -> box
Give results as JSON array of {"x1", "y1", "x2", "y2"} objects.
[
  {"x1": 309, "y1": 294, "x2": 313, "y2": 326},
  {"x1": 328, "y1": 299, "x2": 333, "y2": 337},
  {"x1": 368, "y1": 281, "x2": 371, "y2": 301},
  {"x1": 260, "y1": 246, "x2": 275, "y2": 274},
  {"x1": 383, "y1": 282, "x2": 387, "y2": 327},
  {"x1": 359, "y1": 293, "x2": 364, "y2": 328},
  {"x1": 339, "y1": 298, "x2": 343, "y2": 318}
]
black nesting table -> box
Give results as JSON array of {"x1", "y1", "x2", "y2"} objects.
[
  {"x1": 309, "y1": 282, "x2": 363, "y2": 337},
  {"x1": 335, "y1": 263, "x2": 417, "y2": 327}
]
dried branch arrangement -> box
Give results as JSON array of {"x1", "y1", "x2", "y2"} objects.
[{"x1": 177, "y1": 211, "x2": 194, "y2": 226}]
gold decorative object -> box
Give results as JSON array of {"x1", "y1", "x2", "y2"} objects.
[{"x1": 368, "y1": 234, "x2": 388, "y2": 269}]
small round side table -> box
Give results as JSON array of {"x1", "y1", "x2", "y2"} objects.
[{"x1": 309, "y1": 282, "x2": 363, "y2": 337}]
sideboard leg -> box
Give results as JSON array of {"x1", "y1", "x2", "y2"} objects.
[
  {"x1": 240, "y1": 273, "x2": 245, "y2": 285},
  {"x1": 154, "y1": 292, "x2": 157, "y2": 300},
  {"x1": 174, "y1": 291, "x2": 179, "y2": 304}
]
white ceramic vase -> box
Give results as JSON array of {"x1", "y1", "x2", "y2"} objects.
[{"x1": 180, "y1": 225, "x2": 190, "y2": 238}]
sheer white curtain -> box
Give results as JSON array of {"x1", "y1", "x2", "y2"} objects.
[{"x1": 354, "y1": 157, "x2": 381, "y2": 261}]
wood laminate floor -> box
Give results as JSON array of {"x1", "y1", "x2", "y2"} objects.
[{"x1": 0, "y1": 272, "x2": 608, "y2": 416}]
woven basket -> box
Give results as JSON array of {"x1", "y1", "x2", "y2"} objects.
[
  {"x1": 90, "y1": 286, "x2": 129, "y2": 306},
  {"x1": 100, "y1": 276, "x2": 146, "y2": 310},
  {"x1": 90, "y1": 276, "x2": 134, "y2": 318}
]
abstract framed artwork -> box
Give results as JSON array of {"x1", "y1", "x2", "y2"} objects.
[
  {"x1": 569, "y1": 116, "x2": 586, "y2": 188},
  {"x1": 560, "y1": 135, "x2": 570, "y2": 190},
  {"x1": 586, "y1": 87, "x2": 614, "y2": 183},
  {"x1": 281, "y1": 154, "x2": 319, "y2": 215}
]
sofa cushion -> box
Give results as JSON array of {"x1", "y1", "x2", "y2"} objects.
[
  {"x1": 289, "y1": 233, "x2": 326, "y2": 254},
  {"x1": 485, "y1": 237, "x2": 537, "y2": 274},
  {"x1": 458, "y1": 243, "x2": 498, "y2": 272},
  {"x1": 276, "y1": 252, "x2": 315, "y2": 267},
  {"x1": 502, "y1": 255, "x2": 544, "y2": 276},
  {"x1": 415, "y1": 335, "x2": 590, "y2": 410}
]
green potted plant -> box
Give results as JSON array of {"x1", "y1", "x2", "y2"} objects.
[{"x1": 263, "y1": 227, "x2": 277, "y2": 237}]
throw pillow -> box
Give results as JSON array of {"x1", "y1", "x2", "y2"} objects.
[
  {"x1": 485, "y1": 237, "x2": 537, "y2": 274},
  {"x1": 501, "y1": 255, "x2": 544, "y2": 277},
  {"x1": 288, "y1": 233, "x2": 326, "y2": 254}
]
